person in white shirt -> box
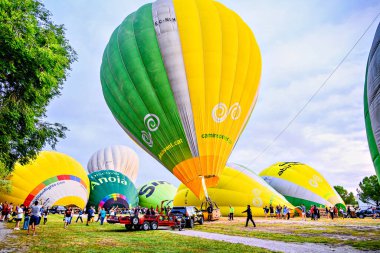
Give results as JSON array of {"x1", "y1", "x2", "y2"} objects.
[{"x1": 14, "y1": 204, "x2": 24, "y2": 230}]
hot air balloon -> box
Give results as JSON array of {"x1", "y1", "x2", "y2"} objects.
[
  {"x1": 87, "y1": 170, "x2": 138, "y2": 210},
  {"x1": 87, "y1": 145, "x2": 139, "y2": 182},
  {"x1": 174, "y1": 163, "x2": 294, "y2": 217},
  {"x1": 259, "y1": 162, "x2": 346, "y2": 210},
  {"x1": 364, "y1": 22, "x2": 380, "y2": 184},
  {"x1": 138, "y1": 180, "x2": 177, "y2": 209},
  {"x1": 0, "y1": 151, "x2": 90, "y2": 209},
  {"x1": 100, "y1": 0, "x2": 261, "y2": 199}
]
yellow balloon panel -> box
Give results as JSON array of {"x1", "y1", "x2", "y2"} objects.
[
  {"x1": 1, "y1": 151, "x2": 90, "y2": 208},
  {"x1": 172, "y1": 0, "x2": 261, "y2": 198},
  {"x1": 259, "y1": 162, "x2": 345, "y2": 209},
  {"x1": 174, "y1": 163, "x2": 294, "y2": 217}
]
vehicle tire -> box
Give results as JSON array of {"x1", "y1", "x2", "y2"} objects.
[
  {"x1": 189, "y1": 219, "x2": 194, "y2": 229},
  {"x1": 150, "y1": 221, "x2": 158, "y2": 230},
  {"x1": 359, "y1": 214, "x2": 364, "y2": 219},
  {"x1": 198, "y1": 216, "x2": 204, "y2": 225},
  {"x1": 125, "y1": 224, "x2": 132, "y2": 230},
  {"x1": 142, "y1": 221, "x2": 150, "y2": 231},
  {"x1": 132, "y1": 216, "x2": 139, "y2": 225}
]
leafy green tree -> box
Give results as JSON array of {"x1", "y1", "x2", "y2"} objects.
[
  {"x1": 333, "y1": 185, "x2": 357, "y2": 205},
  {"x1": 357, "y1": 175, "x2": 380, "y2": 206},
  {"x1": 0, "y1": 0, "x2": 76, "y2": 172}
]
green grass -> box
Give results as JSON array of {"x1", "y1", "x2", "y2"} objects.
[
  {"x1": 0, "y1": 215, "x2": 272, "y2": 253},
  {"x1": 193, "y1": 217, "x2": 380, "y2": 250}
]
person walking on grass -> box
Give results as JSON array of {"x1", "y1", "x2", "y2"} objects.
[
  {"x1": 23, "y1": 207, "x2": 31, "y2": 230},
  {"x1": 64, "y1": 208, "x2": 72, "y2": 228},
  {"x1": 100, "y1": 208, "x2": 107, "y2": 225},
  {"x1": 76, "y1": 209, "x2": 83, "y2": 223},
  {"x1": 329, "y1": 206, "x2": 334, "y2": 220},
  {"x1": 242, "y1": 205, "x2": 256, "y2": 227},
  {"x1": 86, "y1": 206, "x2": 95, "y2": 226},
  {"x1": 28, "y1": 201, "x2": 41, "y2": 236}
]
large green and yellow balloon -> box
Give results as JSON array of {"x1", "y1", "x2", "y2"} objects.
[
  {"x1": 174, "y1": 163, "x2": 294, "y2": 217},
  {"x1": 0, "y1": 151, "x2": 90, "y2": 208},
  {"x1": 364, "y1": 22, "x2": 380, "y2": 184},
  {"x1": 260, "y1": 162, "x2": 346, "y2": 210},
  {"x1": 100, "y1": 0, "x2": 262, "y2": 198}
]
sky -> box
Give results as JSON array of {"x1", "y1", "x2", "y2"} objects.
[{"x1": 42, "y1": 0, "x2": 380, "y2": 193}]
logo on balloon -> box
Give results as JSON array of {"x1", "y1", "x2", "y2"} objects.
[
  {"x1": 212, "y1": 102, "x2": 241, "y2": 123},
  {"x1": 141, "y1": 114, "x2": 160, "y2": 148},
  {"x1": 144, "y1": 114, "x2": 160, "y2": 132},
  {"x1": 309, "y1": 175, "x2": 323, "y2": 188},
  {"x1": 252, "y1": 188, "x2": 263, "y2": 207}
]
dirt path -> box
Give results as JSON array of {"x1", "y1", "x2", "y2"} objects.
[
  {"x1": 170, "y1": 230, "x2": 374, "y2": 253},
  {"x1": 0, "y1": 222, "x2": 14, "y2": 253}
]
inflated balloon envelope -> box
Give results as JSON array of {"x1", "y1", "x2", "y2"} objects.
[
  {"x1": 100, "y1": 0, "x2": 262, "y2": 199},
  {"x1": 364, "y1": 22, "x2": 380, "y2": 184},
  {"x1": 174, "y1": 163, "x2": 294, "y2": 217},
  {"x1": 87, "y1": 145, "x2": 139, "y2": 183},
  {"x1": 0, "y1": 151, "x2": 90, "y2": 209}
]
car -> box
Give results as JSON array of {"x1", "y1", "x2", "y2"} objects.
[
  {"x1": 48, "y1": 205, "x2": 66, "y2": 214},
  {"x1": 355, "y1": 207, "x2": 380, "y2": 219},
  {"x1": 169, "y1": 206, "x2": 204, "y2": 228}
]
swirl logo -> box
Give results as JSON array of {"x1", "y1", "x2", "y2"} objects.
[
  {"x1": 309, "y1": 175, "x2": 323, "y2": 188},
  {"x1": 212, "y1": 103, "x2": 228, "y2": 123},
  {"x1": 229, "y1": 102, "x2": 242, "y2": 120},
  {"x1": 141, "y1": 130, "x2": 153, "y2": 147},
  {"x1": 252, "y1": 188, "x2": 263, "y2": 207},
  {"x1": 144, "y1": 114, "x2": 160, "y2": 132},
  {"x1": 212, "y1": 102, "x2": 242, "y2": 123}
]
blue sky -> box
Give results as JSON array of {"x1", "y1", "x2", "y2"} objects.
[{"x1": 42, "y1": 0, "x2": 380, "y2": 192}]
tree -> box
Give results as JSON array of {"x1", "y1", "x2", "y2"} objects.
[
  {"x1": 333, "y1": 185, "x2": 357, "y2": 205},
  {"x1": 0, "y1": 0, "x2": 77, "y2": 173},
  {"x1": 357, "y1": 175, "x2": 380, "y2": 206}
]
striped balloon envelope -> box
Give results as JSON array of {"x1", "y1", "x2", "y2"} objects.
[
  {"x1": 259, "y1": 162, "x2": 346, "y2": 210},
  {"x1": 364, "y1": 22, "x2": 380, "y2": 184},
  {"x1": 0, "y1": 151, "x2": 90, "y2": 208},
  {"x1": 87, "y1": 145, "x2": 139, "y2": 183},
  {"x1": 100, "y1": 0, "x2": 262, "y2": 199}
]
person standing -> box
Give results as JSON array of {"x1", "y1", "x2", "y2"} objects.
[
  {"x1": 329, "y1": 206, "x2": 334, "y2": 220},
  {"x1": 28, "y1": 201, "x2": 41, "y2": 236},
  {"x1": 301, "y1": 204, "x2": 306, "y2": 221},
  {"x1": 229, "y1": 205, "x2": 234, "y2": 221},
  {"x1": 242, "y1": 205, "x2": 256, "y2": 227},
  {"x1": 64, "y1": 208, "x2": 72, "y2": 228},
  {"x1": 76, "y1": 209, "x2": 83, "y2": 223},
  {"x1": 100, "y1": 208, "x2": 107, "y2": 225},
  {"x1": 269, "y1": 205, "x2": 274, "y2": 218},
  {"x1": 86, "y1": 206, "x2": 95, "y2": 226},
  {"x1": 14, "y1": 204, "x2": 24, "y2": 230},
  {"x1": 263, "y1": 206, "x2": 269, "y2": 218},
  {"x1": 23, "y1": 207, "x2": 31, "y2": 230},
  {"x1": 207, "y1": 204, "x2": 213, "y2": 221},
  {"x1": 43, "y1": 209, "x2": 48, "y2": 225}
]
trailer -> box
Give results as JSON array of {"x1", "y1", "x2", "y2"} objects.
[{"x1": 107, "y1": 214, "x2": 185, "y2": 231}]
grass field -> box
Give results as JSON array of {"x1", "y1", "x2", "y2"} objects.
[
  {"x1": 194, "y1": 216, "x2": 380, "y2": 250},
  {"x1": 1, "y1": 215, "x2": 379, "y2": 252},
  {"x1": 0, "y1": 215, "x2": 271, "y2": 253}
]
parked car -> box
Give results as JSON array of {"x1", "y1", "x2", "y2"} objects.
[
  {"x1": 355, "y1": 207, "x2": 380, "y2": 219},
  {"x1": 169, "y1": 206, "x2": 204, "y2": 228},
  {"x1": 48, "y1": 205, "x2": 66, "y2": 214}
]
